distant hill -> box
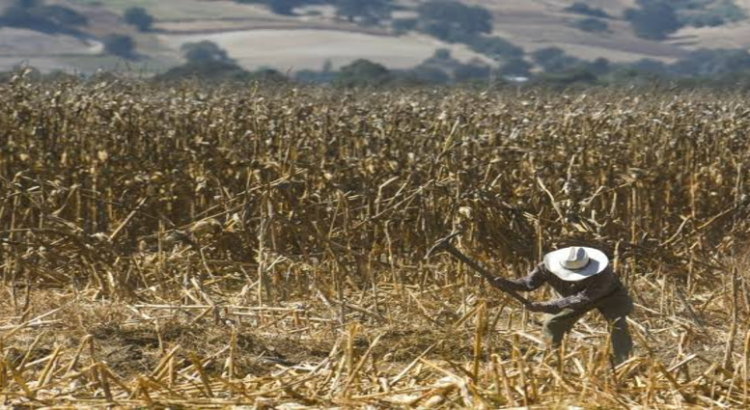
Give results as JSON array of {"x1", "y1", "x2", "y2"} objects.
[{"x1": 0, "y1": 0, "x2": 749, "y2": 75}]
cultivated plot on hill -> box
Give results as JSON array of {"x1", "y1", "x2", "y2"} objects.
[{"x1": 160, "y1": 30, "x2": 490, "y2": 71}]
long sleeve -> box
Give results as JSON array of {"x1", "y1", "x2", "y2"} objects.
[
  {"x1": 533, "y1": 270, "x2": 618, "y2": 314},
  {"x1": 490, "y1": 263, "x2": 548, "y2": 292}
]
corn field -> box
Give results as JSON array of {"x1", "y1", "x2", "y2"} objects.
[{"x1": 1, "y1": 73, "x2": 750, "y2": 408}]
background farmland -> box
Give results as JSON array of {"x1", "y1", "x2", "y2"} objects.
[{"x1": 2, "y1": 0, "x2": 750, "y2": 87}]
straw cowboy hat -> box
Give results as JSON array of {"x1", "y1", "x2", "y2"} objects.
[{"x1": 543, "y1": 247, "x2": 609, "y2": 281}]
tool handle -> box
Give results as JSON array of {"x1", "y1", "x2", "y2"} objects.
[{"x1": 444, "y1": 246, "x2": 532, "y2": 306}]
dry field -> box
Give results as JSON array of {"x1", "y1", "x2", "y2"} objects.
[{"x1": 1, "y1": 74, "x2": 750, "y2": 408}]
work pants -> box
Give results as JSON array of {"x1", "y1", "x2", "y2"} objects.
[{"x1": 541, "y1": 288, "x2": 634, "y2": 365}]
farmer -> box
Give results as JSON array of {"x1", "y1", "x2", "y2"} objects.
[{"x1": 491, "y1": 246, "x2": 633, "y2": 365}]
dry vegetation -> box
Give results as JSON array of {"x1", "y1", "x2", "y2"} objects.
[{"x1": 1, "y1": 73, "x2": 750, "y2": 408}]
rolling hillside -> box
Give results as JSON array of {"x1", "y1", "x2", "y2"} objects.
[{"x1": 0, "y1": 0, "x2": 749, "y2": 74}]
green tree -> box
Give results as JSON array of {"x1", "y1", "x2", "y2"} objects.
[
  {"x1": 181, "y1": 41, "x2": 233, "y2": 64},
  {"x1": 269, "y1": 0, "x2": 296, "y2": 15},
  {"x1": 500, "y1": 58, "x2": 532, "y2": 77},
  {"x1": 532, "y1": 47, "x2": 580, "y2": 73},
  {"x1": 673, "y1": 0, "x2": 745, "y2": 28},
  {"x1": 671, "y1": 48, "x2": 750, "y2": 76},
  {"x1": 334, "y1": 59, "x2": 393, "y2": 87},
  {"x1": 587, "y1": 57, "x2": 611, "y2": 75},
  {"x1": 156, "y1": 40, "x2": 269, "y2": 83},
  {"x1": 467, "y1": 35, "x2": 523, "y2": 59},
  {"x1": 564, "y1": 2, "x2": 610, "y2": 18},
  {"x1": 392, "y1": 18, "x2": 417, "y2": 34},
  {"x1": 628, "y1": 59, "x2": 668, "y2": 75},
  {"x1": 249, "y1": 68, "x2": 288, "y2": 83},
  {"x1": 0, "y1": 1, "x2": 87, "y2": 34},
  {"x1": 453, "y1": 62, "x2": 490, "y2": 83},
  {"x1": 408, "y1": 65, "x2": 450, "y2": 84},
  {"x1": 572, "y1": 18, "x2": 609, "y2": 33},
  {"x1": 124, "y1": 7, "x2": 154, "y2": 32},
  {"x1": 103, "y1": 34, "x2": 136, "y2": 59},
  {"x1": 624, "y1": 0, "x2": 681, "y2": 40},
  {"x1": 416, "y1": 0, "x2": 492, "y2": 42}
]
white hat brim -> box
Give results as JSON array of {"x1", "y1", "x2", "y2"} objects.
[{"x1": 543, "y1": 247, "x2": 609, "y2": 282}]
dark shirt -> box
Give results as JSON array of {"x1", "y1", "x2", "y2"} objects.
[{"x1": 491, "y1": 263, "x2": 623, "y2": 314}]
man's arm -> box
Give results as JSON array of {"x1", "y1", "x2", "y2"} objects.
[
  {"x1": 528, "y1": 271, "x2": 617, "y2": 314},
  {"x1": 489, "y1": 263, "x2": 547, "y2": 292},
  {"x1": 529, "y1": 291, "x2": 590, "y2": 314}
]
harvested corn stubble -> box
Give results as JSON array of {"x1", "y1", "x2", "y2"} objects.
[{"x1": 0, "y1": 76, "x2": 749, "y2": 408}]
